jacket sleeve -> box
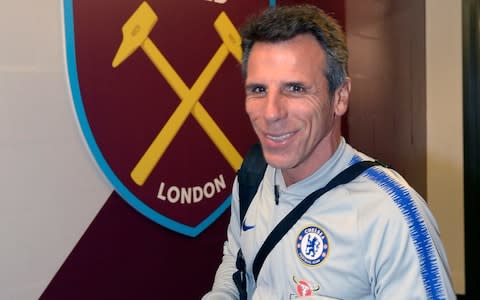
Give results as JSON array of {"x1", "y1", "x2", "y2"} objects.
[
  {"x1": 202, "y1": 178, "x2": 242, "y2": 300},
  {"x1": 361, "y1": 186, "x2": 456, "y2": 300}
]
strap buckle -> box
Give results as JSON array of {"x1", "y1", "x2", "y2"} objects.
[{"x1": 232, "y1": 249, "x2": 247, "y2": 300}]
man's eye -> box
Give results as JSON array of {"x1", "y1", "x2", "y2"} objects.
[
  {"x1": 286, "y1": 84, "x2": 305, "y2": 93},
  {"x1": 246, "y1": 85, "x2": 266, "y2": 94},
  {"x1": 253, "y1": 86, "x2": 266, "y2": 93}
]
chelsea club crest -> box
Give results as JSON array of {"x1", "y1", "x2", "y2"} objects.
[{"x1": 296, "y1": 225, "x2": 329, "y2": 266}]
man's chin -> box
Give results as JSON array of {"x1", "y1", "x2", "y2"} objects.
[{"x1": 263, "y1": 153, "x2": 297, "y2": 170}]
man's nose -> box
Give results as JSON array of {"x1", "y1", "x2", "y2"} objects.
[{"x1": 263, "y1": 91, "x2": 287, "y2": 122}]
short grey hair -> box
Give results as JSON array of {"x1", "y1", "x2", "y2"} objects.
[{"x1": 240, "y1": 4, "x2": 348, "y2": 97}]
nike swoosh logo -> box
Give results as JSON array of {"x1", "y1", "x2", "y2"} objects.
[{"x1": 242, "y1": 222, "x2": 256, "y2": 232}]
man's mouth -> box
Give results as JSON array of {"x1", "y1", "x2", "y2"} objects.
[{"x1": 266, "y1": 132, "x2": 295, "y2": 142}]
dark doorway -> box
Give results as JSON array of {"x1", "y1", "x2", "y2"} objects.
[{"x1": 461, "y1": 0, "x2": 480, "y2": 299}]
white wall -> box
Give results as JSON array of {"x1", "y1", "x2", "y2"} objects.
[
  {"x1": 426, "y1": 0, "x2": 465, "y2": 294},
  {"x1": 0, "y1": 1, "x2": 112, "y2": 299}
]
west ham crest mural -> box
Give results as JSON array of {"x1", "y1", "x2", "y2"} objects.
[{"x1": 64, "y1": 0, "x2": 271, "y2": 236}]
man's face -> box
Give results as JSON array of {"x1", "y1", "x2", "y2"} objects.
[{"x1": 245, "y1": 34, "x2": 349, "y2": 182}]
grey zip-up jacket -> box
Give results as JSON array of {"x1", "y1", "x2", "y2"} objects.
[{"x1": 203, "y1": 138, "x2": 455, "y2": 300}]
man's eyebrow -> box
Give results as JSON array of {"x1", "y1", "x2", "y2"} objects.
[
  {"x1": 245, "y1": 83, "x2": 265, "y2": 89},
  {"x1": 282, "y1": 81, "x2": 307, "y2": 87}
]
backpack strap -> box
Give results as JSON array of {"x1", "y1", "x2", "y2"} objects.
[
  {"x1": 237, "y1": 143, "x2": 267, "y2": 226},
  {"x1": 252, "y1": 160, "x2": 386, "y2": 281},
  {"x1": 233, "y1": 143, "x2": 266, "y2": 300}
]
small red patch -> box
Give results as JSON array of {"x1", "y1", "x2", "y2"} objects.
[{"x1": 296, "y1": 280, "x2": 313, "y2": 296}]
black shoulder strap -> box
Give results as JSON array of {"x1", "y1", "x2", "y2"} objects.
[
  {"x1": 252, "y1": 160, "x2": 385, "y2": 281},
  {"x1": 237, "y1": 143, "x2": 267, "y2": 226}
]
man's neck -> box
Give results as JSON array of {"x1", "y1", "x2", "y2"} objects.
[{"x1": 282, "y1": 131, "x2": 342, "y2": 186}]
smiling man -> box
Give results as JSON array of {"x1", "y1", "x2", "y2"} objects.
[
  {"x1": 203, "y1": 5, "x2": 455, "y2": 300},
  {"x1": 244, "y1": 32, "x2": 349, "y2": 186}
]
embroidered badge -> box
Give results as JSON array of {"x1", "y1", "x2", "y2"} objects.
[{"x1": 296, "y1": 225, "x2": 329, "y2": 266}]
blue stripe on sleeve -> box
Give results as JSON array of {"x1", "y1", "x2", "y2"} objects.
[{"x1": 350, "y1": 156, "x2": 446, "y2": 299}]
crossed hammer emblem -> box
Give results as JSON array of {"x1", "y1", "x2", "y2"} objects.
[{"x1": 112, "y1": 2, "x2": 243, "y2": 186}]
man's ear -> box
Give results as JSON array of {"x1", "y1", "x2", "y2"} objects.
[{"x1": 333, "y1": 77, "x2": 351, "y2": 117}]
